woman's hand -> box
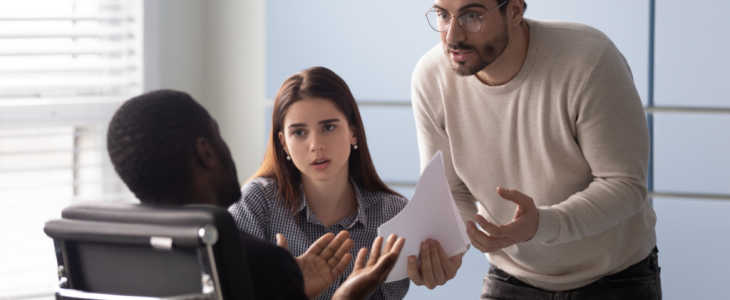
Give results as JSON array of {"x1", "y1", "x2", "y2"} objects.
[{"x1": 406, "y1": 239, "x2": 464, "y2": 289}]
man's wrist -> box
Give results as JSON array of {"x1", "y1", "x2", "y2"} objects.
[{"x1": 531, "y1": 207, "x2": 560, "y2": 244}]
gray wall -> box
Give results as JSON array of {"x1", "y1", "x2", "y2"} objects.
[{"x1": 144, "y1": 0, "x2": 266, "y2": 181}]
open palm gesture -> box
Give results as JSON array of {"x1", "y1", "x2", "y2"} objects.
[
  {"x1": 333, "y1": 234, "x2": 405, "y2": 300},
  {"x1": 277, "y1": 231, "x2": 354, "y2": 299}
]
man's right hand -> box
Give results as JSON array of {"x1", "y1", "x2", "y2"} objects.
[
  {"x1": 332, "y1": 234, "x2": 405, "y2": 300},
  {"x1": 465, "y1": 187, "x2": 539, "y2": 253},
  {"x1": 406, "y1": 239, "x2": 464, "y2": 289},
  {"x1": 277, "y1": 231, "x2": 353, "y2": 299}
]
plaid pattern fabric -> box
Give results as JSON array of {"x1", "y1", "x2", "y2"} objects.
[{"x1": 229, "y1": 177, "x2": 409, "y2": 300}]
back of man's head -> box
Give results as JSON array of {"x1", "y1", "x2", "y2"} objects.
[{"x1": 107, "y1": 89, "x2": 214, "y2": 204}]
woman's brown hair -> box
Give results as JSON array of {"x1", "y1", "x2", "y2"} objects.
[{"x1": 252, "y1": 66, "x2": 400, "y2": 212}]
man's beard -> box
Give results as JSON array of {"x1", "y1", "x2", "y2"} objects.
[{"x1": 448, "y1": 22, "x2": 510, "y2": 76}]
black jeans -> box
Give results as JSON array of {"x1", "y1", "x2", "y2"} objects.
[{"x1": 481, "y1": 248, "x2": 661, "y2": 300}]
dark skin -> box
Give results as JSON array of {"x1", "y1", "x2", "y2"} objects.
[
  {"x1": 188, "y1": 119, "x2": 405, "y2": 300},
  {"x1": 333, "y1": 235, "x2": 406, "y2": 300}
]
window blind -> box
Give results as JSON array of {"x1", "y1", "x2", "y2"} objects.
[{"x1": 0, "y1": 1, "x2": 142, "y2": 298}]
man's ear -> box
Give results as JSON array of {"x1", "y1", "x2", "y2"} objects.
[
  {"x1": 194, "y1": 137, "x2": 219, "y2": 169},
  {"x1": 509, "y1": 0, "x2": 525, "y2": 25}
]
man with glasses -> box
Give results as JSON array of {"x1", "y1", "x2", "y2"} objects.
[{"x1": 408, "y1": 0, "x2": 661, "y2": 299}]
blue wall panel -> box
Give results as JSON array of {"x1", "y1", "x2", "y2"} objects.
[
  {"x1": 654, "y1": 114, "x2": 730, "y2": 195},
  {"x1": 360, "y1": 106, "x2": 420, "y2": 183},
  {"x1": 654, "y1": 198, "x2": 730, "y2": 300},
  {"x1": 267, "y1": 0, "x2": 434, "y2": 101},
  {"x1": 655, "y1": 0, "x2": 730, "y2": 107}
]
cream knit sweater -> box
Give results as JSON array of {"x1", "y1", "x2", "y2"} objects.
[{"x1": 411, "y1": 19, "x2": 657, "y2": 291}]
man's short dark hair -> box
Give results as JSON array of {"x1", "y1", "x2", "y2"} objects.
[
  {"x1": 107, "y1": 89, "x2": 214, "y2": 204},
  {"x1": 498, "y1": 0, "x2": 527, "y2": 13}
]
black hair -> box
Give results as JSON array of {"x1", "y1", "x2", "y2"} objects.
[{"x1": 107, "y1": 89, "x2": 214, "y2": 204}]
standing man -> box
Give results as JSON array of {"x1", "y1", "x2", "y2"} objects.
[{"x1": 407, "y1": 0, "x2": 661, "y2": 299}]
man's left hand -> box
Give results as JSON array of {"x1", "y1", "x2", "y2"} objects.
[
  {"x1": 277, "y1": 231, "x2": 354, "y2": 299},
  {"x1": 466, "y1": 187, "x2": 539, "y2": 253},
  {"x1": 332, "y1": 234, "x2": 405, "y2": 300}
]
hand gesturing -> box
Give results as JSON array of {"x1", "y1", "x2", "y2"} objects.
[
  {"x1": 466, "y1": 187, "x2": 539, "y2": 253},
  {"x1": 333, "y1": 234, "x2": 405, "y2": 300},
  {"x1": 277, "y1": 231, "x2": 354, "y2": 299}
]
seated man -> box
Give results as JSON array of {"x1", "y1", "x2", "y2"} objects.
[{"x1": 106, "y1": 89, "x2": 404, "y2": 300}]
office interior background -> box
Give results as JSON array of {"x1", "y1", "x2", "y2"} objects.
[{"x1": 1, "y1": 0, "x2": 728, "y2": 299}]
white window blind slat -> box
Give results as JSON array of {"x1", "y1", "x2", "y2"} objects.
[{"x1": 0, "y1": 17, "x2": 135, "y2": 22}]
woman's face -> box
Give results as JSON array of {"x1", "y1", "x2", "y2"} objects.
[{"x1": 278, "y1": 97, "x2": 357, "y2": 183}]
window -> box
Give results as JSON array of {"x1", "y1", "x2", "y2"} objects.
[{"x1": 0, "y1": 0, "x2": 142, "y2": 298}]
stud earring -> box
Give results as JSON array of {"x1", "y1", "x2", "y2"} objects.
[
  {"x1": 286, "y1": 154, "x2": 291, "y2": 160},
  {"x1": 352, "y1": 144, "x2": 358, "y2": 150}
]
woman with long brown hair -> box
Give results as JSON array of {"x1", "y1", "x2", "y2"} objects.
[{"x1": 229, "y1": 66, "x2": 408, "y2": 299}]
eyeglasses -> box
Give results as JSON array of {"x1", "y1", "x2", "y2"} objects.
[{"x1": 425, "y1": 1, "x2": 507, "y2": 33}]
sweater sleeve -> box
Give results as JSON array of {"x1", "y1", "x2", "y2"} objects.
[
  {"x1": 532, "y1": 42, "x2": 650, "y2": 245},
  {"x1": 411, "y1": 65, "x2": 479, "y2": 223}
]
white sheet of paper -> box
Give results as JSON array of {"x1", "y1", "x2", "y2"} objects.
[{"x1": 377, "y1": 151, "x2": 470, "y2": 282}]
